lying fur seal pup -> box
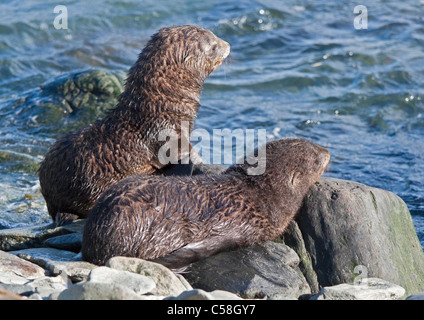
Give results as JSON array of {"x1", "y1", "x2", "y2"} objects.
[
  {"x1": 82, "y1": 138, "x2": 330, "y2": 268},
  {"x1": 38, "y1": 25, "x2": 230, "y2": 225}
]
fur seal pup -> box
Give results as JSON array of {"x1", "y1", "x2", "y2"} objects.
[
  {"x1": 81, "y1": 138, "x2": 330, "y2": 268},
  {"x1": 38, "y1": 25, "x2": 230, "y2": 225}
]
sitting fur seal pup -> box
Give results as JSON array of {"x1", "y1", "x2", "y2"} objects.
[
  {"x1": 38, "y1": 25, "x2": 230, "y2": 225},
  {"x1": 82, "y1": 138, "x2": 330, "y2": 268}
]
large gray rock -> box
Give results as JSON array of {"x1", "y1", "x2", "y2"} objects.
[
  {"x1": 0, "y1": 250, "x2": 72, "y2": 299},
  {"x1": 87, "y1": 266, "x2": 155, "y2": 295},
  {"x1": 166, "y1": 289, "x2": 242, "y2": 300},
  {"x1": 106, "y1": 256, "x2": 191, "y2": 297},
  {"x1": 184, "y1": 242, "x2": 310, "y2": 299},
  {"x1": 25, "y1": 274, "x2": 69, "y2": 299},
  {"x1": 0, "y1": 250, "x2": 45, "y2": 279},
  {"x1": 42, "y1": 220, "x2": 85, "y2": 253},
  {"x1": 43, "y1": 233, "x2": 82, "y2": 252},
  {"x1": 0, "y1": 250, "x2": 46, "y2": 297},
  {"x1": 56, "y1": 281, "x2": 142, "y2": 300},
  {"x1": 283, "y1": 177, "x2": 424, "y2": 297}
]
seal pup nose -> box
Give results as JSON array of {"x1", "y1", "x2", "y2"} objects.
[
  {"x1": 218, "y1": 38, "x2": 231, "y2": 59},
  {"x1": 315, "y1": 146, "x2": 331, "y2": 175}
]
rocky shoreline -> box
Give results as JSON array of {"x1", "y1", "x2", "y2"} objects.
[
  {"x1": 1, "y1": 70, "x2": 423, "y2": 300},
  {"x1": 0, "y1": 221, "x2": 409, "y2": 301},
  {"x1": 1, "y1": 176, "x2": 423, "y2": 300}
]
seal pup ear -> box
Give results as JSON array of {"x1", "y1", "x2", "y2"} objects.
[{"x1": 289, "y1": 171, "x2": 301, "y2": 187}]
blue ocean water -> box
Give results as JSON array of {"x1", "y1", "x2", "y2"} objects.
[{"x1": 0, "y1": 0, "x2": 423, "y2": 247}]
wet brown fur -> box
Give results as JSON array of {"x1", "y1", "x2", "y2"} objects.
[
  {"x1": 38, "y1": 26, "x2": 230, "y2": 225},
  {"x1": 82, "y1": 138, "x2": 330, "y2": 269}
]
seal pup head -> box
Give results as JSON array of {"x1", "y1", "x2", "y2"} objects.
[
  {"x1": 226, "y1": 138, "x2": 330, "y2": 225},
  {"x1": 127, "y1": 25, "x2": 230, "y2": 102},
  {"x1": 262, "y1": 138, "x2": 330, "y2": 192},
  {"x1": 227, "y1": 138, "x2": 330, "y2": 186}
]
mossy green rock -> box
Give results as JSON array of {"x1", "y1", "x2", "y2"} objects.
[
  {"x1": 10, "y1": 69, "x2": 126, "y2": 136},
  {"x1": 40, "y1": 69, "x2": 124, "y2": 114},
  {"x1": 284, "y1": 177, "x2": 424, "y2": 297},
  {"x1": 38, "y1": 69, "x2": 125, "y2": 134}
]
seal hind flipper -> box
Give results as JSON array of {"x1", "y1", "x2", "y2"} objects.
[
  {"x1": 55, "y1": 212, "x2": 79, "y2": 226},
  {"x1": 151, "y1": 235, "x2": 240, "y2": 269}
]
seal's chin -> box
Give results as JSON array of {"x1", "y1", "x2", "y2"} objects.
[
  {"x1": 212, "y1": 60, "x2": 223, "y2": 71},
  {"x1": 212, "y1": 40, "x2": 230, "y2": 71},
  {"x1": 319, "y1": 150, "x2": 331, "y2": 176}
]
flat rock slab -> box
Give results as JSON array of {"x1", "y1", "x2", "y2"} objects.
[
  {"x1": 311, "y1": 278, "x2": 405, "y2": 300},
  {"x1": 43, "y1": 233, "x2": 82, "y2": 252},
  {"x1": 25, "y1": 275, "x2": 69, "y2": 299},
  {"x1": 0, "y1": 223, "x2": 67, "y2": 251},
  {"x1": 0, "y1": 250, "x2": 46, "y2": 279},
  {"x1": 0, "y1": 220, "x2": 85, "y2": 251},
  {"x1": 166, "y1": 289, "x2": 242, "y2": 300},
  {"x1": 406, "y1": 293, "x2": 424, "y2": 300},
  {"x1": 10, "y1": 247, "x2": 96, "y2": 282},
  {"x1": 56, "y1": 281, "x2": 143, "y2": 300}
]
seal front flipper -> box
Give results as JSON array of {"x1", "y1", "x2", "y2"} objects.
[
  {"x1": 157, "y1": 132, "x2": 202, "y2": 176},
  {"x1": 55, "y1": 212, "x2": 79, "y2": 226},
  {"x1": 159, "y1": 160, "x2": 194, "y2": 176},
  {"x1": 151, "y1": 235, "x2": 241, "y2": 269}
]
